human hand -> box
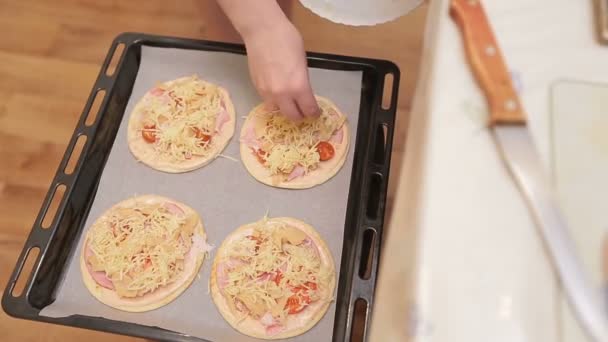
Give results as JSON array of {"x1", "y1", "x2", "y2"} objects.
[{"x1": 243, "y1": 21, "x2": 319, "y2": 121}]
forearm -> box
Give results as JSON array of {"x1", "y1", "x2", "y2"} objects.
[
  {"x1": 216, "y1": 0, "x2": 290, "y2": 41},
  {"x1": 216, "y1": 0, "x2": 318, "y2": 119}
]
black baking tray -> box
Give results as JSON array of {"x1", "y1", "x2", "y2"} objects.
[{"x1": 2, "y1": 33, "x2": 400, "y2": 341}]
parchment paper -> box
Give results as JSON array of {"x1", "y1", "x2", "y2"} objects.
[{"x1": 40, "y1": 46, "x2": 362, "y2": 341}]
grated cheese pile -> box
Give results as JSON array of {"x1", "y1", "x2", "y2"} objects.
[
  {"x1": 254, "y1": 99, "x2": 345, "y2": 176},
  {"x1": 221, "y1": 217, "x2": 333, "y2": 323},
  {"x1": 86, "y1": 203, "x2": 197, "y2": 298},
  {"x1": 141, "y1": 75, "x2": 224, "y2": 162}
]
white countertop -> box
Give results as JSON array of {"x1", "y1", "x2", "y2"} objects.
[{"x1": 370, "y1": 1, "x2": 608, "y2": 341}]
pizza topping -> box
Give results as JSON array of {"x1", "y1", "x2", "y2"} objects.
[
  {"x1": 272, "y1": 225, "x2": 307, "y2": 246},
  {"x1": 150, "y1": 87, "x2": 165, "y2": 97},
  {"x1": 285, "y1": 292, "x2": 312, "y2": 314},
  {"x1": 287, "y1": 164, "x2": 306, "y2": 181},
  {"x1": 217, "y1": 258, "x2": 245, "y2": 291},
  {"x1": 84, "y1": 243, "x2": 115, "y2": 290},
  {"x1": 142, "y1": 124, "x2": 157, "y2": 143},
  {"x1": 266, "y1": 324, "x2": 286, "y2": 336},
  {"x1": 247, "y1": 98, "x2": 346, "y2": 180},
  {"x1": 192, "y1": 233, "x2": 214, "y2": 254},
  {"x1": 315, "y1": 141, "x2": 335, "y2": 161},
  {"x1": 330, "y1": 127, "x2": 344, "y2": 144},
  {"x1": 85, "y1": 201, "x2": 201, "y2": 298},
  {"x1": 260, "y1": 312, "x2": 277, "y2": 327},
  {"x1": 163, "y1": 202, "x2": 185, "y2": 216},
  {"x1": 193, "y1": 127, "x2": 212, "y2": 144},
  {"x1": 218, "y1": 217, "x2": 333, "y2": 327},
  {"x1": 90, "y1": 268, "x2": 114, "y2": 289},
  {"x1": 240, "y1": 125, "x2": 262, "y2": 151},
  {"x1": 254, "y1": 149, "x2": 267, "y2": 164},
  {"x1": 215, "y1": 108, "x2": 231, "y2": 133},
  {"x1": 138, "y1": 75, "x2": 228, "y2": 162}
]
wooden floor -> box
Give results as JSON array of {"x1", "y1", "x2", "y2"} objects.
[{"x1": 0, "y1": 0, "x2": 427, "y2": 340}]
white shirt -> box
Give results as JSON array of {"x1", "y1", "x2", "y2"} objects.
[{"x1": 299, "y1": 0, "x2": 423, "y2": 26}]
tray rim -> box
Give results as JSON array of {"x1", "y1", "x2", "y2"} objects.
[{"x1": 2, "y1": 32, "x2": 402, "y2": 342}]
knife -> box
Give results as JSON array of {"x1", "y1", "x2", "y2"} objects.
[{"x1": 450, "y1": 1, "x2": 608, "y2": 341}]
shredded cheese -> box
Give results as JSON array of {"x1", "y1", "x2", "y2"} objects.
[
  {"x1": 254, "y1": 99, "x2": 346, "y2": 178},
  {"x1": 218, "y1": 154, "x2": 239, "y2": 162},
  {"x1": 86, "y1": 202, "x2": 198, "y2": 298},
  {"x1": 140, "y1": 75, "x2": 225, "y2": 163},
  {"x1": 220, "y1": 217, "x2": 333, "y2": 324}
]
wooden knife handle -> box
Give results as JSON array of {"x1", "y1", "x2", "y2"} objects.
[{"x1": 450, "y1": 0, "x2": 527, "y2": 126}]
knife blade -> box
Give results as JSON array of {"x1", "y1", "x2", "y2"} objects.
[{"x1": 450, "y1": 1, "x2": 608, "y2": 341}]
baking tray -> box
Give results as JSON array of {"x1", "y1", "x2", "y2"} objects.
[{"x1": 2, "y1": 33, "x2": 400, "y2": 341}]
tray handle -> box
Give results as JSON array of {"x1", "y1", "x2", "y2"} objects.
[
  {"x1": 345, "y1": 63, "x2": 399, "y2": 341},
  {"x1": 2, "y1": 34, "x2": 131, "y2": 314}
]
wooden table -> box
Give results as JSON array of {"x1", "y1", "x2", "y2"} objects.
[{"x1": 0, "y1": 0, "x2": 427, "y2": 340}]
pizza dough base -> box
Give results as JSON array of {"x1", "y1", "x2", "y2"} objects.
[
  {"x1": 127, "y1": 77, "x2": 236, "y2": 173},
  {"x1": 210, "y1": 217, "x2": 336, "y2": 339},
  {"x1": 80, "y1": 195, "x2": 206, "y2": 312},
  {"x1": 239, "y1": 96, "x2": 350, "y2": 189}
]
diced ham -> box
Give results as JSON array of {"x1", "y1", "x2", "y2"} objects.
[
  {"x1": 192, "y1": 234, "x2": 214, "y2": 254},
  {"x1": 330, "y1": 127, "x2": 344, "y2": 144},
  {"x1": 240, "y1": 125, "x2": 261, "y2": 151},
  {"x1": 287, "y1": 165, "x2": 306, "y2": 181},
  {"x1": 217, "y1": 258, "x2": 246, "y2": 290},
  {"x1": 261, "y1": 313, "x2": 285, "y2": 336},
  {"x1": 85, "y1": 243, "x2": 114, "y2": 290},
  {"x1": 91, "y1": 269, "x2": 114, "y2": 289},
  {"x1": 256, "y1": 272, "x2": 272, "y2": 283},
  {"x1": 266, "y1": 324, "x2": 285, "y2": 336},
  {"x1": 164, "y1": 202, "x2": 185, "y2": 216},
  {"x1": 217, "y1": 263, "x2": 229, "y2": 289},
  {"x1": 150, "y1": 87, "x2": 164, "y2": 96},
  {"x1": 302, "y1": 238, "x2": 320, "y2": 259},
  {"x1": 215, "y1": 109, "x2": 230, "y2": 132},
  {"x1": 235, "y1": 299, "x2": 248, "y2": 313},
  {"x1": 260, "y1": 312, "x2": 276, "y2": 327},
  {"x1": 83, "y1": 243, "x2": 93, "y2": 260},
  {"x1": 227, "y1": 258, "x2": 247, "y2": 268}
]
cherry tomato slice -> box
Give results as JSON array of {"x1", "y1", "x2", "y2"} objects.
[
  {"x1": 285, "y1": 294, "x2": 312, "y2": 314},
  {"x1": 316, "y1": 141, "x2": 335, "y2": 161},
  {"x1": 292, "y1": 281, "x2": 317, "y2": 293},
  {"x1": 273, "y1": 270, "x2": 284, "y2": 286},
  {"x1": 305, "y1": 281, "x2": 317, "y2": 291},
  {"x1": 254, "y1": 149, "x2": 267, "y2": 164},
  {"x1": 193, "y1": 127, "x2": 212, "y2": 144},
  {"x1": 142, "y1": 124, "x2": 157, "y2": 143}
]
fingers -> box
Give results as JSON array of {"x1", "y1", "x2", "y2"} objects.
[
  {"x1": 274, "y1": 97, "x2": 303, "y2": 121},
  {"x1": 262, "y1": 101, "x2": 279, "y2": 112},
  {"x1": 264, "y1": 83, "x2": 318, "y2": 121},
  {"x1": 294, "y1": 85, "x2": 320, "y2": 118},
  {"x1": 262, "y1": 98, "x2": 301, "y2": 122},
  {"x1": 256, "y1": 70, "x2": 319, "y2": 121},
  {"x1": 260, "y1": 91, "x2": 300, "y2": 120}
]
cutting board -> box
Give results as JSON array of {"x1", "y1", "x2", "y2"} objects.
[{"x1": 551, "y1": 79, "x2": 608, "y2": 341}]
